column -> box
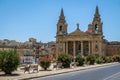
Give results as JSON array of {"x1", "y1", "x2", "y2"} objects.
[
  {"x1": 56, "y1": 42, "x2": 59, "y2": 59},
  {"x1": 99, "y1": 40, "x2": 102, "y2": 55},
  {"x1": 92, "y1": 41, "x2": 94, "y2": 54},
  {"x1": 73, "y1": 41, "x2": 76, "y2": 66},
  {"x1": 63, "y1": 42, "x2": 65, "y2": 53},
  {"x1": 66, "y1": 41, "x2": 68, "y2": 54},
  {"x1": 89, "y1": 41, "x2": 91, "y2": 54},
  {"x1": 81, "y1": 41, "x2": 83, "y2": 55},
  {"x1": 58, "y1": 40, "x2": 60, "y2": 54},
  {"x1": 73, "y1": 41, "x2": 76, "y2": 58}
]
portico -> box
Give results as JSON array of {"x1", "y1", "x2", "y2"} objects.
[{"x1": 64, "y1": 40, "x2": 91, "y2": 56}]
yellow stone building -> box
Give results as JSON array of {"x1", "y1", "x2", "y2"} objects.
[{"x1": 56, "y1": 6, "x2": 106, "y2": 57}]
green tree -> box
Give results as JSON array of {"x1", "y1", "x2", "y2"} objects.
[
  {"x1": 76, "y1": 54, "x2": 85, "y2": 66},
  {"x1": 96, "y1": 56, "x2": 103, "y2": 64},
  {"x1": 0, "y1": 49, "x2": 20, "y2": 74},
  {"x1": 39, "y1": 57, "x2": 51, "y2": 70},
  {"x1": 57, "y1": 53, "x2": 72, "y2": 68},
  {"x1": 112, "y1": 55, "x2": 120, "y2": 62},
  {"x1": 106, "y1": 56, "x2": 113, "y2": 63},
  {"x1": 86, "y1": 54, "x2": 96, "y2": 65},
  {"x1": 101, "y1": 56, "x2": 107, "y2": 63}
]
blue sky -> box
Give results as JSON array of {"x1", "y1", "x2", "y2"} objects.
[{"x1": 0, "y1": 0, "x2": 120, "y2": 42}]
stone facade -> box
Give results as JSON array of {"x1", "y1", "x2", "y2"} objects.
[
  {"x1": 106, "y1": 42, "x2": 120, "y2": 56},
  {"x1": 56, "y1": 6, "x2": 106, "y2": 57}
]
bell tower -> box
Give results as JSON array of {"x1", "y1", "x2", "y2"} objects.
[
  {"x1": 90, "y1": 6, "x2": 104, "y2": 56},
  {"x1": 56, "y1": 8, "x2": 68, "y2": 36},
  {"x1": 56, "y1": 8, "x2": 68, "y2": 56},
  {"x1": 92, "y1": 6, "x2": 103, "y2": 35}
]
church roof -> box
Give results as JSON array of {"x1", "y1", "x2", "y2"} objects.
[
  {"x1": 68, "y1": 29, "x2": 88, "y2": 36},
  {"x1": 68, "y1": 23, "x2": 88, "y2": 36},
  {"x1": 86, "y1": 30, "x2": 92, "y2": 34},
  {"x1": 88, "y1": 24, "x2": 93, "y2": 26}
]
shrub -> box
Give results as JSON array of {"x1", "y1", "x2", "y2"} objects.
[
  {"x1": 0, "y1": 49, "x2": 20, "y2": 74},
  {"x1": 86, "y1": 54, "x2": 96, "y2": 65},
  {"x1": 57, "y1": 53, "x2": 72, "y2": 68},
  {"x1": 106, "y1": 56, "x2": 113, "y2": 63},
  {"x1": 112, "y1": 55, "x2": 120, "y2": 62},
  {"x1": 96, "y1": 56, "x2": 103, "y2": 64},
  {"x1": 39, "y1": 57, "x2": 51, "y2": 70},
  {"x1": 101, "y1": 56, "x2": 107, "y2": 63},
  {"x1": 76, "y1": 54, "x2": 85, "y2": 66}
]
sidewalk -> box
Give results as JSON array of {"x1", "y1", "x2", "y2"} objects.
[{"x1": 0, "y1": 62, "x2": 118, "y2": 80}]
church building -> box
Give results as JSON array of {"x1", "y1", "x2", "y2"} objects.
[{"x1": 56, "y1": 6, "x2": 106, "y2": 57}]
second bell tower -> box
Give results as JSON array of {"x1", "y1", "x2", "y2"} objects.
[{"x1": 92, "y1": 6, "x2": 103, "y2": 35}]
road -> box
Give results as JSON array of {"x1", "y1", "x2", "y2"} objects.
[{"x1": 33, "y1": 63, "x2": 120, "y2": 80}]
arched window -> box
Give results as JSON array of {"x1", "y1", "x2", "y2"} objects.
[
  {"x1": 59, "y1": 26, "x2": 62, "y2": 31},
  {"x1": 95, "y1": 24, "x2": 98, "y2": 30}
]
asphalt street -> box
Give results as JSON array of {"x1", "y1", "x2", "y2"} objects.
[{"x1": 33, "y1": 63, "x2": 120, "y2": 80}]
